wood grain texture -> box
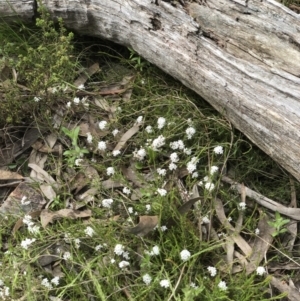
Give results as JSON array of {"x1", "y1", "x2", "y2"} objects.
[{"x1": 2, "y1": 0, "x2": 300, "y2": 181}]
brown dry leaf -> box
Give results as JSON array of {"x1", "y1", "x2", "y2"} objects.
[
  {"x1": 215, "y1": 198, "x2": 252, "y2": 257},
  {"x1": 0, "y1": 170, "x2": 23, "y2": 180},
  {"x1": 121, "y1": 163, "x2": 144, "y2": 188},
  {"x1": 102, "y1": 179, "x2": 123, "y2": 189},
  {"x1": 128, "y1": 215, "x2": 158, "y2": 236},
  {"x1": 73, "y1": 62, "x2": 100, "y2": 88},
  {"x1": 28, "y1": 163, "x2": 57, "y2": 186},
  {"x1": 0, "y1": 182, "x2": 46, "y2": 215},
  {"x1": 113, "y1": 125, "x2": 140, "y2": 151},
  {"x1": 40, "y1": 208, "x2": 92, "y2": 228}
]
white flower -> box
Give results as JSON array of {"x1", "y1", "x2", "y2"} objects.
[
  {"x1": 86, "y1": 132, "x2": 93, "y2": 144},
  {"x1": 186, "y1": 127, "x2": 196, "y2": 139},
  {"x1": 77, "y1": 84, "x2": 85, "y2": 90},
  {"x1": 41, "y1": 278, "x2": 52, "y2": 289},
  {"x1": 145, "y1": 245, "x2": 160, "y2": 256},
  {"x1": 66, "y1": 101, "x2": 71, "y2": 108},
  {"x1": 123, "y1": 187, "x2": 131, "y2": 195},
  {"x1": 169, "y1": 162, "x2": 177, "y2": 171},
  {"x1": 73, "y1": 97, "x2": 80, "y2": 105},
  {"x1": 186, "y1": 157, "x2": 199, "y2": 174},
  {"x1": 157, "y1": 168, "x2": 167, "y2": 176},
  {"x1": 187, "y1": 162, "x2": 197, "y2": 174},
  {"x1": 180, "y1": 249, "x2": 191, "y2": 261},
  {"x1": 145, "y1": 204, "x2": 151, "y2": 212},
  {"x1": 114, "y1": 244, "x2": 124, "y2": 255},
  {"x1": 170, "y1": 152, "x2": 179, "y2": 163},
  {"x1": 28, "y1": 225, "x2": 40, "y2": 235},
  {"x1": 128, "y1": 207, "x2": 134, "y2": 214},
  {"x1": 190, "y1": 282, "x2": 198, "y2": 289},
  {"x1": 157, "y1": 117, "x2": 166, "y2": 129},
  {"x1": 213, "y1": 146, "x2": 224, "y2": 155},
  {"x1": 239, "y1": 202, "x2": 246, "y2": 210},
  {"x1": 133, "y1": 148, "x2": 147, "y2": 161},
  {"x1": 122, "y1": 251, "x2": 130, "y2": 260},
  {"x1": 161, "y1": 225, "x2": 168, "y2": 232},
  {"x1": 184, "y1": 148, "x2": 192, "y2": 155},
  {"x1": 98, "y1": 141, "x2": 107, "y2": 151},
  {"x1": 34, "y1": 96, "x2": 41, "y2": 102},
  {"x1": 23, "y1": 215, "x2": 34, "y2": 227},
  {"x1": 75, "y1": 158, "x2": 83, "y2": 166},
  {"x1": 157, "y1": 188, "x2": 167, "y2": 196},
  {"x1": 192, "y1": 172, "x2": 198, "y2": 178},
  {"x1": 160, "y1": 279, "x2": 170, "y2": 288},
  {"x1": 210, "y1": 166, "x2": 219, "y2": 175},
  {"x1": 110, "y1": 258, "x2": 116, "y2": 264},
  {"x1": 102, "y1": 199, "x2": 113, "y2": 208},
  {"x1": 84, "y1": 226, "x2": 95, "y2": 237},
  {"x1": 112, "y1": 150, "x2": 121, "y2": 156},
  {"x1": 142, "y1": 274, "x2": 152, "y2": 285},
  {"x1": 107, "y1": 167, "x2": 115, "y2": 176},
  {"x1": 202, "y1": 216, "x2": 210, "y2": 224},
  {"x1": 74, "y1": 238, "x2": 81, "y2": 249},
  {"x1": 112, "y1": 129, "x2": 119, "y2": 136},
  {"x1": 21, "y1": 196, "x2": 30, "y2": 205},
  {"x1": 51, "y1": 276, "x2": 60, "y2": 286},
  {"x1": 63, "y1": 251, "x2": 72, "y2": 261},
  {"x1": 203, "y1": 176, "x2": 209, "y2": 182},
  {"x1": 95, "y1": 244, "x2": 103, "y2": 251},
  {"x1": 20, "y1": 238, "x2": 36, "y2": 250},
  {"x1": 145, "y1": 126, "x2": 153, "y2": 133},
  {"x1": 170, "y1": 140, "x2": 185, "y2": 150},
  {"x1": 255, "y1": 228, "x2": 260, "y2": 235},
  {"x1": 151, "y1": 135, "x2": 165, "y2": 150},
  {"x1": 228, "y1": 217, "x2": 233, "y2": 222},
  {"x1": 99, "y1": 120, "x2": 108, "y2": 130},
  {"x1": 207, "y1": 266, "x2": 217, "y2": 277},
  {"x1": 119, "y1": 260, "x2": 130, "y2": 269},
  {"x1": 136, "y1": 116, "x2": 143, "y2": 124},
  {"x1": 204, "y1": 182, "x2": 215, "y2": 191},
  {"x1": 218, "y1": 280, "x2": 227, "y2": 291},
  {"x1": 256, "y1": 266, "x2": 266, "y2": 276}
]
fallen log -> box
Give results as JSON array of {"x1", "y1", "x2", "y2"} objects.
[{"x1": 2, "y1": 0, "x2": 300, "y2": 181}]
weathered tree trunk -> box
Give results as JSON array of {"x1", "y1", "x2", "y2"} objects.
[{"x1": 2, "y1": 0, "x2": 300, "y2": 181}]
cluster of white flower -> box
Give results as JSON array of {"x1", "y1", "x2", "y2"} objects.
[
  {"x1": 170, "y1": 140, "x2": 185, "y2": 150},
  {"x1": 186, "y1": 127, "x2": 196, "y2": 139},
  {"x1": 239, "y1": 202, "x2": 247, "y2": 210},
  {"x1": 84, "y1": 226, "x2": 95, "y2": 237},
  {"x1": 186, "y1": 157, "x2": 199, "y2": 174},
  {"x1": 99, "y1": 120, "x2": 108, "y2": 130},
  {"x1": 86, "y1": 132, "x2": 93, "y2": 144},
  {"x1": 21, "y1": 196, "x2": 31, "y2": 206},
  {"x1": 180, "y1": 249, "x2": 191, "y2": 261},
  {"x1": 157, "y1": 117, "x2": 166, "y2": 129},
  {"x1": 106, "y1": 167, "x2": 115, "y2": 176},
  {"x1": 145, "y1": 245, "x2": 160, "y2": 256},
  {"x1": 142, "y1": 274, "x2": 152, "y2": 285},
  {"x1": 157, "y1": 188, "x2": 167, "y2": 196},
  {"x1": 41, "y1": 277, "x2": 60, "y2": 289},
  {"x1": 98, "y1": 141, "x2": 107, "y2": 151},
  {"x1": 23, "y1": 215, "x2": 40, "y2": 235},
  {"x1": 157, "y1": 168, "x2": 167, "y2": 176},
  {"x1": 112, "y1": 129, "x2": 119, "y2": 136},
  {"x1": 256, "y1": 266, "x2": 266, "y2": 276},
  {"x1": 102, "y1": 199, "x2": 114, "y2": 208},
  {"x1": 21, "y1": 238, "x2": 36, "y2": 250},
  {"x1": 160, "y1": 279, "x2": 170, "y2": 288},
  {"x1": 207, "y1": 266, "x2": 217, "y2": 277},
  {"x1": 133, "y1": 148, "x2": 147, "y2": 161},
  {"x1": 151, "y1": 135, "x2": 165, "y2": 151},
  {"x1": 123, "y1": 187, "x2": 131, "y2": 195},
  {"x1": 218, "y1": 280, "x2": 227, "y2": 291}
]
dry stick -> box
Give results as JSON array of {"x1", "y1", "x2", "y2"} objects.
[
  {"x1": 221, "y1": 176, "x2": 300, "y2": 221},
  {"x1": 166, "y1": 263, "x2": 186, "y2": 301}
]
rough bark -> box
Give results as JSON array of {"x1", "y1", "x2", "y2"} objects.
[{"x1": 2, "y1": 0, "x2": 300, "y2": 182}]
